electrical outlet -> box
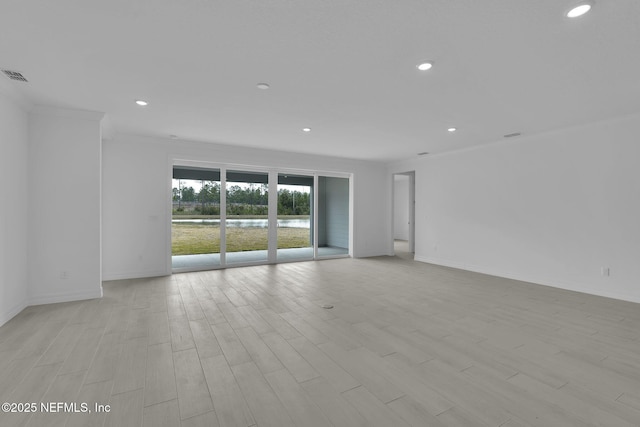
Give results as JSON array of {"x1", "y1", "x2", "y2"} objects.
[{"x1": 601, "y1": 267, "x2": 610, "y2": 277}]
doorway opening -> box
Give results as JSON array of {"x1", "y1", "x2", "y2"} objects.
[
  {"x1": 317, "y1": 176, "x2": 350, "y2": 257},
  {"x1": 393, "y1": 172, "x2": 415, "y2": 260}
]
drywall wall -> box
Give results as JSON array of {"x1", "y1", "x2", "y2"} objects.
[
  {"x1": 27, "y1": 106, "x2": 104, "y2": 304},
  {"x1": 389, "y1": 112, "x2": 640, "y2": 303},
  {"x1": 0, "y1": 91, "x2": 29, "y2": 326},
  {"x1": 393, "y1": 175, "x2": 409, "y2": 240},
  {"x1": 102, "y1": 136, "x2": 170, "y2": 279},
  {"x1": 102, "y1": 135, "x2": 388, "y2": 280}
]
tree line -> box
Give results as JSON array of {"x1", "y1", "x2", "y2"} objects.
[{"x1": 173, "y1": 181, "x2": 310, "y2": 215}]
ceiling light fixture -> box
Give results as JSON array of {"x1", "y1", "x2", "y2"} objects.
[
  {"x1": 566, "y1": 0, "x2": 594, "y2": 18},
  {"x1": 135, "y1": 100, "x2": 148, "y2": 106},
  {"x1": 448, "y1": 127, "x2": 457, "y2": 132},
  {"x1": 256, "y1": 83, "x2": 270, "y2": 90},
  {"x1": 417, "y1": 61, "x2": 434, "y2": 71},
  {"x1": 302, "y1": 127, "x2": 311, "y2": 132}
]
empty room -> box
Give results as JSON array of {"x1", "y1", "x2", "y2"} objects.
[{"x1": 2, "y1": 1, "x2": 640, "y2": 426}]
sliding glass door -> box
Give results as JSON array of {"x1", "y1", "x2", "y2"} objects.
[
  {"x1": 277, "y1": 174, "x2": 314, "y2": 262},
  {"x1": 172, "y1": 167, "x2": 221, "y2": 271},
  {"x1": 225, "y1": 170, "x2": 269, "y2": 265},
  {"x1": 172, "y1": 164, "x2": 350, "y2": 272}
]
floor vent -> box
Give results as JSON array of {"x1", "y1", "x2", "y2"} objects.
[{"x1": 2, "y1": 70, "x2": 28, "y2": 82}]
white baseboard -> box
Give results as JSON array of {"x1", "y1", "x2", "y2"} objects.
[
  {"x1": 102, "y1": 269, "x2": 169, "y2": 281},
  {"x1": 0, "y1": 299, "x2": 28, "y2": 328},
  {"x1": 354, "y1": 250, "x2": 390, "y2": 258},
  {"x1": 415, "y1": 255, "x2": 640, "y2": 304},
  {"x1": 28, "y1": 287, "x2": 103, "y2": 306}
]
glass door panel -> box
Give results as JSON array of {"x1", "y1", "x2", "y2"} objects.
[
  {"x1": 277, "y1": 174, "x2": 314, "y2": 261},
  {"x1": 317, "y1": 176, "x2": 350, "y2": 257},
  {"x1": 172, "y1": 167, "x2": 221, "y2": 271},
  {"x1": 225, "y1": 170, "x2": 269, "y2": 265}
]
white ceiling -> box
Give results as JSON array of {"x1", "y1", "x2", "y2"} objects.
[{"x1": 1, "y1": 0, "x2": 639, "y2": 161}]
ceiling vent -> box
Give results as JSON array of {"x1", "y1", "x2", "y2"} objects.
[
  {"x1": 504, "y1": 132, "x2": 521, "y2": 138},
  {"x1": 2, "y1": 70, "x2": 28, "y2": 82}
]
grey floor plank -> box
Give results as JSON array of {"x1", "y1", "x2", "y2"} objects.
[
  {"x1": 112, "y1": 336, "x2": 148, "y2": 395},
  {"x1": 173, "y1": 348, "x2": 214, "y2": 420},
  {"x1": 231, "y1": 362, "x2": 296, "y2": 427},
  {"x1": 181, "y1": 410, "x2": 221, "y2": 427},
  {"x1": 145, "y1": 342, "x2": 178, "y2": 407},
  {"x1": 210, "y1": 322, "x2": 252, "y2": 366},
  {"x1": 2, "y1": 256, "x2": 640, "y2": 427},
  {"x1": 264, "y1": 368, "x2": 332, "y2": 427},
  {"x1": 189, "y1": 319, "x2": 222, "y2": 359},
  {"x1": 262, "y1": 331, "x2": 319, "y2": 383},
  {"x1": 342, "y1": 386, "x2": 410, "y2": 427},
  {"x1": 104, "y1": 388, "x2": 144, "y2": 427},
  {"x1": 233, "y1": 326, "x2": 283, "y2": 374},
  {"x1": 289, "y1": 336, "x2": 361, "y2": 393},
  {"x1": 201, "y1": 353, "x2": 255, "y2": 427},
  {"x1": 25, "y1": 370, "x2": 86, "y2": 427},
  {"x1": 143, "y1": 399, "x2": 181, "y2": 427},
  {"x1": 85, "y1": 332, "x2": 124, "y2": 384},
  {"x1": 301, "y1": 376, "x2": 368, "y2": 427},
  {"x1": 65, "y1": 380, "x2": 114, "y2": 427},
  {"x1": 169, "y1": 315, "x2": 196, "y2": 352}
]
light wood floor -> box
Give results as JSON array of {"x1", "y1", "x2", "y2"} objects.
[{"x1": 2, "y1": 256, "x2": 640, "y2": 427}]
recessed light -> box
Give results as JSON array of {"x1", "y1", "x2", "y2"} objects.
[
  {"x1": 257, "y1": 83, "x2": 270, "y2": 90},
  {"x1": 135, "y1": 100, "x2": 148, "y2": 106},
  {"x1": 566, "y1": 1, "x2": 594, "y2": 18},
  {"x1": 302, "y1": 127, "x2": 311, "y2": 132},
  {"x1": 447, "y1": 127, "x2": 457, "y2": 132},
  {"x1": 417, "y1": 61, "x2": 434, "y2": 71}
]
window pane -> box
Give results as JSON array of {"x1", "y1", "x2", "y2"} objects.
[
  {"x1": 171, "y1": 169, "x2": 221, "y2": 270},
  {"x1": 277, "y1": 174, "x2": 313, "y2": 261},
  {"x1": 225, "y1": 170, "x2": 269, "y2": 264}
]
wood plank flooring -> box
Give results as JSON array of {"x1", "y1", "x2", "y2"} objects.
[{"x1": 2, "y1": 256, "x2": 640, "y2": 426}]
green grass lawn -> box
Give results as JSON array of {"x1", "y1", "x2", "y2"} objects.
[{"x1": 172, "y1": 223, "x2": 311, "y2": 255}]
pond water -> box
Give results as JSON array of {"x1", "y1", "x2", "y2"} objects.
[{"x1": 172, "y1": 218, "x2": 310, "y2": 229}]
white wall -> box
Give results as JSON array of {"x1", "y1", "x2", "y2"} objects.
[
  {"x1": 27, "y1": 106, "x2": 104, "y2": 304},
  {"x1": 389, "y1": 112, "x2": 640, "y2": 303},
  {"x1": 102, "y1": 135, "x2": 388, "y2": 280},
  {"x1": 102, "y1": 137, "x2": 170, "y2": 279},
  {"x1": 0, "y1": 91, "x2": 29, "y2": 326},
  {"x1": 393, "y1": 175, "x2": 409, "y2": 240}
]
